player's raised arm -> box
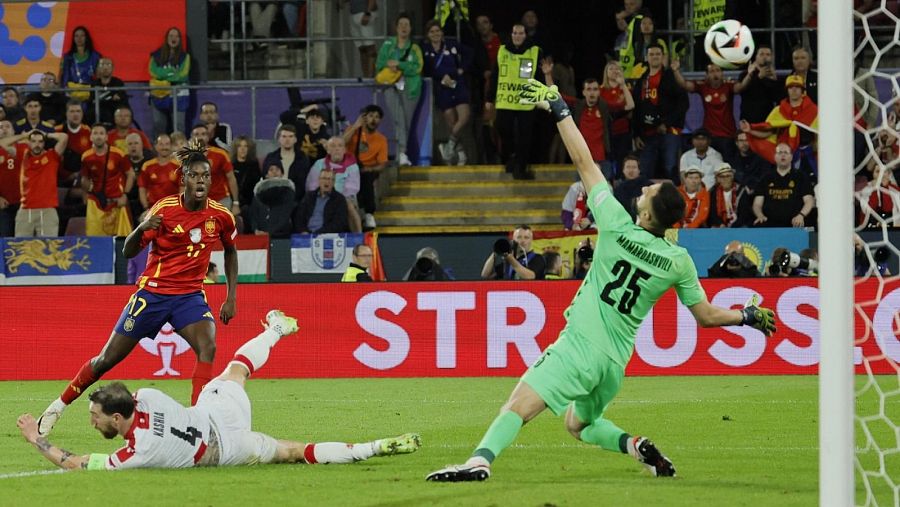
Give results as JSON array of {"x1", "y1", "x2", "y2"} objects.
[
  {"x1": 17, "y1": 414, "x2": 90, "y2": 470},
  {"x1": 688, "y1": 294, "x2": 776, "y2": 336},
  {"x1": 519, "y1": 79, "x2": 606, "y2": 194}
]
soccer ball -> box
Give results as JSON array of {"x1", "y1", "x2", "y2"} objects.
[{"x1": 704, "y1": 19, "x2": 755, "y2": 69}]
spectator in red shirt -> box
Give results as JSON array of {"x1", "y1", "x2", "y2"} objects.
[
  {"x1": 857, "y1": 168, "x2": 900, "y2": 228},
  {"x1": 572, "y1": 78, "x2": 612, "y2": 178},
  {"x1": 138, "y1": 133, "x2": 181, "y2": 212},
  {"x1": 671, "y1": 58, "x2": 754, "y2": 162},
  {"x1": 633, "y1": 43, "x2": 688, "y2": 182},
  {"x1": 14, "y1": 130, "x2": 69, "y2": 236},
  {"x1": 599, "y1": 61, "x2": 635, "y2": 173},
  {"x1": 190, "y1": 124, "x2": 241, "y2": 215},
  {"x1": 0, "y1": 119, "x2": 24, "y2": 236},
  {"x1": 80, "y1": 124, "x2": 134, "y2": 236},
  {"x1": 56, "y1": 100, "x2": 92, "y2": 188},
  {"x1": 474, "y1": 14, "x2": 501, "y2": 164}
]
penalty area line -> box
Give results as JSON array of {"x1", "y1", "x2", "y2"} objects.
[{"x1": 0, "y1": 469, "x2": 66, "y2": 479}]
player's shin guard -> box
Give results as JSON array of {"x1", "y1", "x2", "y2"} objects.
[
  {"x1": 190, "y1": 361, "x2": 214, "y2": 405},
  {"x1": 303, "y1": 442, "x2": 376, "y2": 464},
  {"x1": 471, "y1": 411, "x2": 524, "y2": 464},
  {"x1": 229, "y1": 328, "x2": 281, "y2": 376},
  {"x1": 579, "y1": 417, "x2": 628, "y2": 452},
  {"x1": 60, "y1": 360, "x2": 99, "y2": 404}
]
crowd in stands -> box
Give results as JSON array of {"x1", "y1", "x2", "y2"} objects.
[
  {"x1": 1, "y1": 2, "x2": 898, "y2": 282},
  {"x1": 0, "y1": 21, "x2": 398, "y2": 237}
]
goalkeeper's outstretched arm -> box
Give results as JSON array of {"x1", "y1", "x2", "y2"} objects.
[
  {"x1": 688, "y1": 295, "x2": 777, "y2": 337},
  {"x1": 519, "y1": 79, "x2": 606, "y2": 194}
]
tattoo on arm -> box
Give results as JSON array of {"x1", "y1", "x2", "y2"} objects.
[
  {"x1": 60, "y1": 451, "x2": 73, "y2": 463},
  {"x1": 35, "y1": 437, "x2": 51, "y2": 453}
]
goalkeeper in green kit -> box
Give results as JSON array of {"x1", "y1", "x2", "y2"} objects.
[{"x1": 426, "y1": 79, "x2": 777, "y2": 482}]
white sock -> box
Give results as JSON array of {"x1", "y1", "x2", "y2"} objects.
[
  {"x1": 229, "y1": 329, "x2": 281, "y2": 375},
  {"x1": 304, "y1": 442, "x2": 377, "y2": 464},
  {"x1": 626, "y1": 436, "x2": 640, "y2": 459},
  {"x1": 464, "y1": 455, "x2": 490, "y2": 467}
]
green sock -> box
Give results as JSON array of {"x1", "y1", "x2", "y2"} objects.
[
  {"x1": 471, "y1": 411, "x2": 524, "y2": 463},
  {"x1": 579, "y1": 417, "x2": 628, "y2": 453}
]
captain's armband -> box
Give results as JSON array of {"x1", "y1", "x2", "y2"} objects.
[{"x1": 86, "y1": 453, "x2": 109, "y2": 470}]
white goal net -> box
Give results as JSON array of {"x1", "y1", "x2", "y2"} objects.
[{"x1": 849, "y1": 1, "x2": 900, "y2": 505}]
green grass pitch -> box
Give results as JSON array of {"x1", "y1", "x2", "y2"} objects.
[{"x1": 0, "y1": 376, "x2": 892, "y2": 506}]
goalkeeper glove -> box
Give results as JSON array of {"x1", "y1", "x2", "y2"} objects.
[
  {"x1": 519, "y1": 79, "x2": 571, "y2": 122},
  {"x1": 740, "y1": 294, "x2": 776, "y2": 337}
]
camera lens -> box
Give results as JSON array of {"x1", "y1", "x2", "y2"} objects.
[{"x1": 494, "y1": 239, "x2": 512, "y2": 256}]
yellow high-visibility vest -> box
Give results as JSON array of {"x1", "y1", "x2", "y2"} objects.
[
  {"x1": 495, "y1": 45, "x2": 540, "y2": 111},
  {"x1": 342, "y1": 265, "x2": 367, "y2": 282},
  {"x1": 692, "y1": 0, "x2": 726, "y2": 32}
]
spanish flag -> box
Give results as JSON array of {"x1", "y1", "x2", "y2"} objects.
[{"x1": 749, "y1": 96, "x2": 819, "y2": 164}]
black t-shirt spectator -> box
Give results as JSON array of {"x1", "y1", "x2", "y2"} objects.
[
  {"x1": 738, "y1": 69, "x2": 784, "y2": 124},
  {"x1": 729, "y1": 150, "x2": 772, "y2": 192},
  {"x1": 754, "y1": 169, "x2": 813, "y2": 227}
]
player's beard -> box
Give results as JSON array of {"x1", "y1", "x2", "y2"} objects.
[{"x1": 97, "y1": 423, "x2": 118, "y2": 439}]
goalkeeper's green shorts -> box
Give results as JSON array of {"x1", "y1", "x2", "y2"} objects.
[{"x1": 521, "y1": 327, "x2": 624, "y2": 423}]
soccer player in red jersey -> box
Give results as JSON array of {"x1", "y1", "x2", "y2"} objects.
[{"x1": 37, "y1": 140, "x2": 239, "y2": 436}]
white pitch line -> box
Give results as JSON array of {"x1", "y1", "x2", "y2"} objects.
[{"x1": 0, "y1": 469, "x2": 66, "y2": 480}]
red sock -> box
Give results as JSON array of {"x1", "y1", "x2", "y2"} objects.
[
  {"x1": 60, "y1": 361, "x2": 99, "y2": 405},
  {"x1": 191, "y1": 361, "x2": 214, "y2": 405}
]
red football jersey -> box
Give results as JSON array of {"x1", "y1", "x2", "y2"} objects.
[
  {"x1": 81, "y1": 146, "x2": 132, "y2": 201},
  {"x1": 0, "y1": 144, "x2": 24, "y2": 204},
  {"x1": 694, "y1": 81, "x2": 737, "y2": 138},
  {"x1": 20, "y1": 148, "x2": 60, "y2": 209},
  {"x1": 108, "y1": 127, "x2": 152, "y2": 152},
  {"x1": 206, "y1": 146, "x2": 234, "y2": 202},
  {"x1": 138, "y1": 158, "x2": 182, "y2": 207},
  {"x1": 138, "y1": 195, "x2": 237, "y2": 294},
  {"x1": 600, "y1": 86, "x2": 631, "y2": 136},
  {"x1": 56, "y1": 123, "x2": 92, "y2": 155}
]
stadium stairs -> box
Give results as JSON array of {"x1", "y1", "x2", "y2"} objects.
[{"x1": 376, "y1": 164, "x2": 574, "y2": 234}]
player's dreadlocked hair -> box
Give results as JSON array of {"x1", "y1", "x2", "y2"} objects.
[{"x1": 175, "y1": 138, "x2": 209, "y2": 174}]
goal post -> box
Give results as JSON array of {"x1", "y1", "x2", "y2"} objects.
[{"x1": 817, "y1": 0, "x2": 855, "y2": 506}]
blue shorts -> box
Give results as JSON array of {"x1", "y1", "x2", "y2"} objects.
[
  {"x1": 114, "y1": 289, "x2": 214, "y2": 340},
  {"x1": 434, "y1": 82, "x2": 470, "y2": 111}
]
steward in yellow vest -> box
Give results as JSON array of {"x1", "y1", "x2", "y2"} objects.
[
  {"x1": 342, "y1": 244, "x2": 373, "y2": 282},
  {"x1": 485, "y1": 24, "x2": 544, "y2": 180}
]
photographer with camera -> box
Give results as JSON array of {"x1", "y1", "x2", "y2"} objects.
[
  {"x1": 854, "y1": 234, "x2": 892, "y2": 277},
  {"x1": 707, "y1": 240, "x2": 759, "y2": 278},
  {"x1": 403, "y1": 247, "x2": 453, "y2": 281},
  {"x1": 573, "y1": 238, "x2": 593, "y2": 280},
  {"x1": 481, "y1": 225, "x2": 545, "y2": 280},
  {"x1": 765, "y1": 246, "x2": 818, "y2": 277}
]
